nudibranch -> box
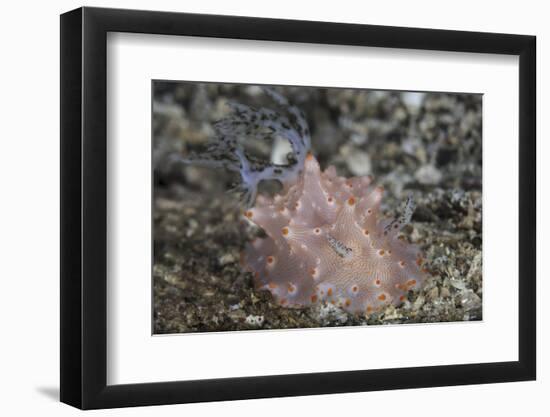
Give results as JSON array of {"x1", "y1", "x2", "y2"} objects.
[
  {"x1": 242, "y1": 153, "x2": 428, "y2": 315},
  {"x1": 184, "y1": 88, "x2": 428, "y2": 316}
]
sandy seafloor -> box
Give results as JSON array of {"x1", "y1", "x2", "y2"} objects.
[{"x1": 152, "y1": 83, "x2": 482, "y2": 333}]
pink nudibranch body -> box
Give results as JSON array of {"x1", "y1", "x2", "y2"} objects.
[{"x1": 242, "y1": 154, "x2": 428, "y2": 316}]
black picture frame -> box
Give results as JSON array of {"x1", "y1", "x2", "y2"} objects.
[{"x1": 60, "y1": 6, "x2": 536, "y2": 410}]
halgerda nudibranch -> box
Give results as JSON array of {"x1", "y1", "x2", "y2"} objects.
[{"x1": 185, "y1": 88, "x2": 429, "y2": 316}]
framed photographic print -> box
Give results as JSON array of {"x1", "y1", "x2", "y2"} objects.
[{"x1": 60, "y1": 6, "x2": 536, "y2": 409}]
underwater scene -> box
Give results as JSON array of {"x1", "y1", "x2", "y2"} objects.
[{"x1": 152, "y1": 82, "x2": 482, "y2": 334}]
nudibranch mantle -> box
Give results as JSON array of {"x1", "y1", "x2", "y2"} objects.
[{"x1": 242, "y1": 154, "x2": 429, "y2": 315}]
